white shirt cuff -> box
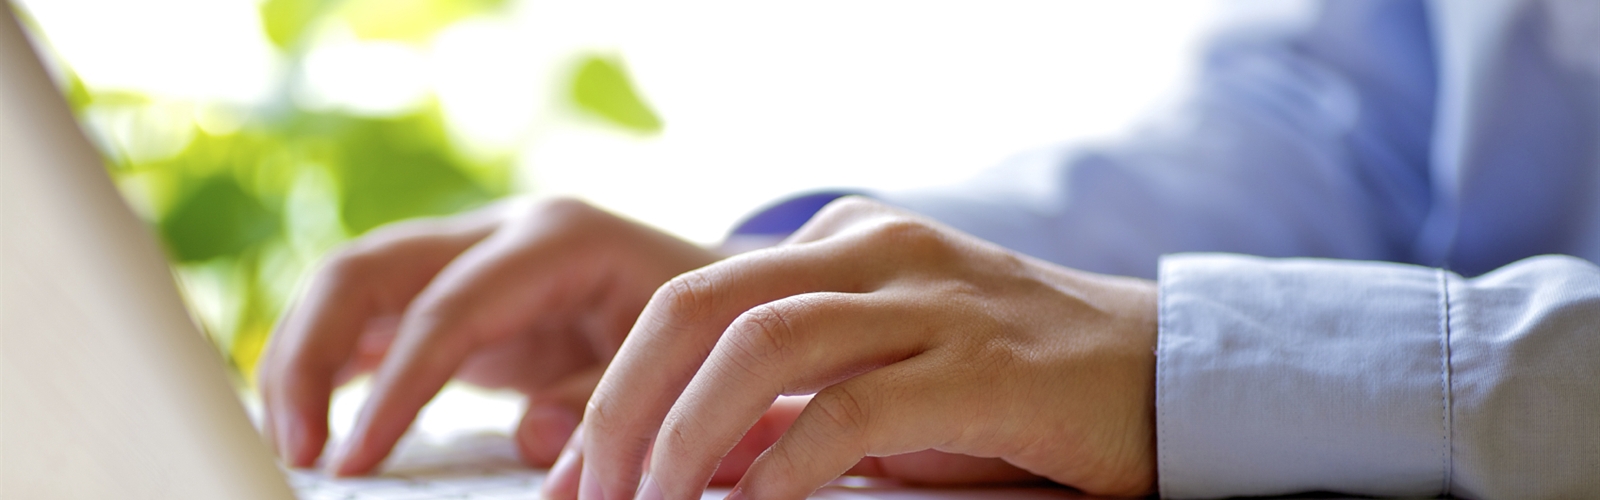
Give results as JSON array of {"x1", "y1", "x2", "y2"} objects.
[{"x1": 1156, "y1": 253, "x2": 1450, "y2": 498}]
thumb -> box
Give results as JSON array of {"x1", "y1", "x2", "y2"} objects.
[{"x1": 515, "y1": 366, "x2": 602, "y2": 467}]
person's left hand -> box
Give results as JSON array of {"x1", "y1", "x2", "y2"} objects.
[{"x1": 544, "y1": 197, "x2": 1161, "y2": 500}]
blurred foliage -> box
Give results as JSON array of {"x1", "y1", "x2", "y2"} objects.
[
  {"x1": 259, "y1": 0, "x2": 323, "y2": 49},
  {"x1": 338, "y1": 0, "x2": 510, "y2": 42},
  {"x1": 262, "y1": 0, "x2": 511, "y2": 48},
  {"x1": 161, "y1": 174, "x2": 280, "y2": 262},
  {"x1": 94, "y1": 101, "x2": 513, "y2": 378},
  {"x1": 571, "y1": 55, "x2": 663, "y2": 134},
  {"x1": 327, "y1": 113, "x2": 501, "y2": 234},
  {"x1": 55, "y1": 0, "x2": 662, "y2": 382}
]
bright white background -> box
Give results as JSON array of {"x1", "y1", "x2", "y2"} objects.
[
  {"x1": 20, "y1": 0, "x2": 1230, "y2": 244},
  {"x1": 16, "y1": 0, "x2": 1243, "y2": 445}
]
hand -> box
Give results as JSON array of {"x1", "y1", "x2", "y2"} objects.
[
  {"x1": 551, "y1": 197, "x2": 1160, "y2": 499},
  {"x1": 256, "y1": 197, "x2": 719, "y2": 475}
]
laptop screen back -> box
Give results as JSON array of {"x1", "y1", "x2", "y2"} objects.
[{"x1": 0, "y1": 4, "x2": 293, "y2": 498}]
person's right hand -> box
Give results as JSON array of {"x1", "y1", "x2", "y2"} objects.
[{"x1": 256, "y1": 197, "x2": 720, "y2": 476}]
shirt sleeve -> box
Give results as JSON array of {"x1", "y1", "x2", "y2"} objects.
[
  {"x1": 875, "y1": 0, "x2": 1438, "y2": 279},
  {"x1": 1157, "y1": 253, "x2": 1600, "y2": 499}
]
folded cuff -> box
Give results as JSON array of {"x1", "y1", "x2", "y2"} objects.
[{"x1": 1156, "y1": 253, "x2": 1449, "y2": 498}]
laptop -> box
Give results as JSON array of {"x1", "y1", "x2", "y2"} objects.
[{"x1": 0, "y1": 4, "x2": 1086, "y2": 499}]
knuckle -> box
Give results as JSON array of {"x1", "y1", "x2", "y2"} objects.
[
  {"x1": 654, "y1": 271, "x2": 719, "y2": 326},
  {"x1": 810, "y1": 196, "x2": 877, "y2": 222},
  {"x1": 529, "y1": 195, "x2": 592, "y2": 216},
  {"x1": 318, "y1": 245, "x2": 377, "y2": 286},
  {"x1": 583, "y1": 391, "x2": 623, "y2": 435},
  {"x1": 812, "y1": 385, "x2": 872, "y2": 436},
  {"x1": 656, "y1": 410, "x2": 716, "y2": 468},
  {"x1": 866, "y1": 217, "x2": 939, "y2": 245},
  {"x1": 402, "y1": 298, "x2": 458, "y2": 335},
  {"x1": 528, "y1": 196, "x2": 602, "y2": 227},
  {"x1": 501, "y1": 196, "x2": 612, "y2": 244},
  {"x1": 582, "y1": 388, "x2": 658, "y2": 461},
  {"x1": 860, "y1": 218, "x2": 950, "y2": 263},
  {"x1": 724, "y1": 303, "x2": 802, "y2": 375},
  {"x1": 657, "y1": 411, "x2": 690, "y2": 449},
  {"x1": 406, "y1": 291, "x2": 503, "y2": 345}
]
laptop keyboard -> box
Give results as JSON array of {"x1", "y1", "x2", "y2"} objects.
[
  {"x1": 279, "y1": 430, "x2": 1079, "y2": 500},
  {"x1": 287, "y1": 432, "x2": 545, "y2": 500},
  {"x1": 291, "y1": 472, "x2": 542, "y2": 500},
  {"x1": 286, "y1": 431, "x2": 735, "y2": 500}
]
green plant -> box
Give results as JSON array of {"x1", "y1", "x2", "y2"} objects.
[{"x1": 44, "y1": 0, "x2": 662, "y2": 382}]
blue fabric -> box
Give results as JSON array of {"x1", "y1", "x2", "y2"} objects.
[
  {"x1": 730, "y1": 191, "x2": 857, "y2": 236},
  {"x1": 1158, "y1": 254, "x2": 1600, "y2": 499},
  {"x1": 848, "y1": 0, "x2": 1600, "y2": 497},
  {"x1": 878, "y1": 0, "x2": 1600, "y2": 281}
]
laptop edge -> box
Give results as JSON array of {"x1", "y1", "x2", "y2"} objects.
[{"x1": 0, "y1": 3, "x2": 295, "y2": 498}]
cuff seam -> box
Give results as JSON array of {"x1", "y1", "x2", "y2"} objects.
[
  {"x1": 1436, "y1": 268, "x2": 1456, "y2": 495},
  {"x1": 1155, "y1": 257, "x2": 1173, "y2": 497}
]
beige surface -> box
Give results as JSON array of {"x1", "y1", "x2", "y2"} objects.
[{"x1": 0, "y1": 3, "x2": 294, "y2": 498}]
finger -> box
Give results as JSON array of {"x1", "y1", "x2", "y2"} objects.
[
  {"x1": 577, "y1": 238, "x2": 902, "y2": 500},
  {"x1": 848, "y1": 451, "x2": 1042, "y2": 486},
  {"x1": 709, "y1": 395, "x2": 808, "y2": 485},
  {"x1": 331, "y1": 315, "x2": 401, "y2": 387},
  {"x1": 517, "y1": 366, "x2": 603, "y2": 467},
  {"x1": 260, "y1": 259, "x2": 381, "y2": 468},
  {"x1": 732, "y1": 357, "x2": 977, "y2": 500},
  {"x1": 545, "y1": 396, "x2": 808, "y2": 490},
  {"x1": 328, "y1": 215, "x2": 611, "y2": 476},
  {"x1": 708, "y1": 396, "x2": 1039, "y2": 487},
  {"x1": 644, "y1": 292, "x2": 933, "y2": 499},
  {"x1": 541, "y1": 425, "x2": 586, "y2": 500},
  {"x1": 259, "y1": 210, "x2": 502, "y2": 467}
]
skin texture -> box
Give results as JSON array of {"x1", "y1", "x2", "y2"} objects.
[
  {"x1": 563, "y1": 197, "x2": 1159, "y2": 499},
  {"x1": 258, "y1": 198, "x2": 718, "y2": 473},
  {"x1": 257, "y1": 196, "x2": 1160, "y2": 498}
]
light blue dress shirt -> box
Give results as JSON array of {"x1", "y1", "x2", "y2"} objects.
[{"x1": 737, "y1": 0, "x2": 1600, "y2": 497}]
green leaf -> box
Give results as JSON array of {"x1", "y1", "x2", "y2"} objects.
[
  {"x1": 328, "y1": 114, "x2": 498, "y2": 234},
  {"x1": 569, "y1": 55, "x2": 663, "y2": 134},
  {"x1": 160, "y1": 175, "x2": 281, "y2": 262},
  {"x1": 260, "y1": 0, "x2": 333, "y2": 50}
]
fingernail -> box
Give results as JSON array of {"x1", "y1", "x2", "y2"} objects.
[
  {"x1": 272, "y1": 416, "x2": 291, "y2": 459},
  {"x1": 542, "y1": 447, "x2": 580, "y2": 497},
  {"x1": 528, "y1": 405, "x2": 580, "y2": 458},
  {"x1": 635, "y1": 474, "x2": 662, "y2": 500},
  {"x1": 325, "y1": 437, "x2": 356, "y2": 475},
  {"x1": 725, "y1": 485, "x2": 747, "y2": 500},
  {"x1": 580, "y1": 463, "x2": 606, "y2": 500},
  {"x1": 323, "y1": 449, "x2": 344, "y2": 475}
]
